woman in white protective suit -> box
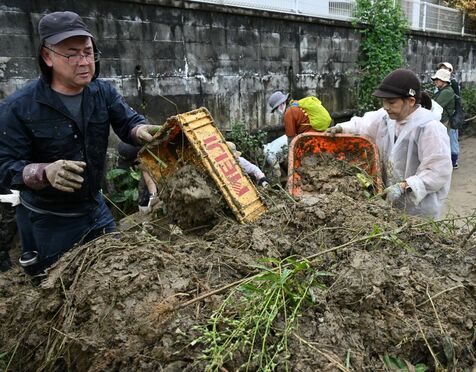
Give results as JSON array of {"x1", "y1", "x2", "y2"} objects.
[{"x1": 327, "y1": 69, "x2": 452, "y2": 218}]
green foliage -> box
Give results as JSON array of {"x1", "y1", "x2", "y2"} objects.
[
  {"x1": 227, "y1": 122, "x2": 267, "y2": 166},
  {"x1": 106, "y1": 167, "x2": 141, "y2": 214},
  {"x1": 193, "y1": 257, "x2": 332, "y2": 371},
  {"x1": 382, "y1": 354, "x2": 428, "y2": 371},
  {"x1": 353, "y1": 0, "x2": 409, "y2": 113},
  {"x1": 460, "y1": 85, "x2": 476, "y2": 117},
  {"x1": 0, "y1": 351, "x2": 8, "y2": 370}
]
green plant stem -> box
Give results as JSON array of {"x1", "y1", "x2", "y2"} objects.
[
  {"x1": 144, "y1": 147, "x2": 167, "y2": 168},
  {"x1": 177, "y1": 224, "x2": 407, "y2": 312}
]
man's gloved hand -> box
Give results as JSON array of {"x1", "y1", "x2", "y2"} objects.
[
  {"x1": 45, "y1": 160, "x2": 86, "y2": 193},
  {"x1": 258, "y1": 177, "x2": 270, "y2": 188},
  {"x1": 383, "y1": 183, "x2": 404, "y2": 202},
  {"x1": 326, "y1": 125, "x2": 343, "y2": 136},
  {"x1": 135, "y1": 125, "x2": 161, "y2": 144}
]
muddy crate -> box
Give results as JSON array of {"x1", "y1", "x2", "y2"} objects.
[
  {"x1": 138, "y1": 107, "x2": 267, "y2": 224},
  {"x1": 288, "y1": 132, "x2": 384, "y2": 198}
]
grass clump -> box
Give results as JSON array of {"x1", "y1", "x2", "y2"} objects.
[{"x1": 193, "y1": 256, "x2": 332, "y2": 371}]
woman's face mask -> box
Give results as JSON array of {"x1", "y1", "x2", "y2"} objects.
[{"x1": 277, "y1": 103, "x2": 286, "y2": 115}]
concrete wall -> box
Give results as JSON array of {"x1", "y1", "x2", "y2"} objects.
[{"x1": 1, "y1": 0, "x2": 475, "y2": 134}]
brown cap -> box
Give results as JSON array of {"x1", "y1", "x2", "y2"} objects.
[{"x1": 373, "y1": 69, "x2": 421, "y2": 99}]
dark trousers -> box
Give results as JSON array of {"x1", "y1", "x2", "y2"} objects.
[
  {"x1": 15, "y1": 195, "x2": 116, "y2": 275},
  {"x1": 0, "y1": 203, "x2": 17, "y2": 272}
]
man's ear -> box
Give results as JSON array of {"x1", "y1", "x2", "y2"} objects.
[{"x1": 40, "y1": 47, "x2": 53, "y2": 68}]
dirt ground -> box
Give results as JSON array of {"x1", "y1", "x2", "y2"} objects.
[
  {"x1": 1, "y1": 148, "x2": 475, "y2": 371},
  {"x1": 443, "y1": 134, "x2": 476, "y2": 217}
]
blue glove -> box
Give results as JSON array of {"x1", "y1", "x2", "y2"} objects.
[{"x1": 384, "y1": 183, "x2": 404, "y2": 202}]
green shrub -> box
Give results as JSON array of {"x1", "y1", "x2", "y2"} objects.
[
  {"x1": 461, "y1": 85, "x2": 476, "y2": 118},
  {"x1": 105, "y1": 167, "x2": 141, "y2": 215},
  {"x1": 226, "y1": 122, "x2": 267, "y2": 167},
  {"x1": 353, "y1": 0, "x2": 409, "y2": 113}
]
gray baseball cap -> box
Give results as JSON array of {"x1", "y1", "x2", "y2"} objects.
[{"x1": 39, "y1": 11, "x2": 93, "y2": 45}]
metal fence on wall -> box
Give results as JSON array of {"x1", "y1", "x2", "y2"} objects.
[{"x1": 188, "y1": 0, "x2": 471, "y2": 36}]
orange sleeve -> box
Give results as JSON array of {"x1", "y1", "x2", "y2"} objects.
[{"x1": 284, "y1": 108, "x2": 297, "y2": 138}]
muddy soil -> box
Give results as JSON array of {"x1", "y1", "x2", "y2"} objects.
[
  {"x1": 297, "y1": 154, "x2": 373, "y2": 198},
  {"x1": 159, "y1": 164, "x2": 229, "y2": 229},
  {"x1": 1, "y1": 155, "x2": 475, "y2": 371}
]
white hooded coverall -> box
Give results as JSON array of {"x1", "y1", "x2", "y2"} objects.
[{"x1": 339, "y1": 106, "x2": 452, "y2": 218}]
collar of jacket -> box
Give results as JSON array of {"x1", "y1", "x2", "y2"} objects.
[{"x1": 34, "y1": 77, "x2": 99, "y2": 133}]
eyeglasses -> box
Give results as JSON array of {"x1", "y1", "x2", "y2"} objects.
[{"x1": 42, "y1": 45, "x2": 101, "y2": 65}]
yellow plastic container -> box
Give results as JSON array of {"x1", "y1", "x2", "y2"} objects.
[{"x1": 138, "y1": 108, "x2": 267, "y2": 223}]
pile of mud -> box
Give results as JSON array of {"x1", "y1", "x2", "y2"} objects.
[
  {"x1": 1, "y1": 162, "x2": 475, "y2": 371},
  {"x1": 297, "y1": 154, "x2": 375, "y2": 197},
  {"x1": 159, "y1": 164, "x2": 227, "y2": 228}
]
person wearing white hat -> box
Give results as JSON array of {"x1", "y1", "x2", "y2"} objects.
[
  {"x1": 432, "y1": 69, "x2": 459, "y2": 168},
  {"x1": 435, "y1": 62, "x2": 461, "y2": 169},
  {"x1": 437, "y1": 62, "x2": 453, "y2": 72}
]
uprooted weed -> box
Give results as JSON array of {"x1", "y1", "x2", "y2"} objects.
[{"x1": 192, "y1": 256, "x2": 333, "y2": 371}]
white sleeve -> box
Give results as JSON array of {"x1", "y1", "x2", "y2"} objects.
[
  {"x1": 238, "y1": 157, "x2": 265, "y2": 180},
  {"x1": 338, "y1": 108, "x2": 387, "y2": 141},
  {"x1": 405, "y1": 121, "x2": 452, "y2": 205},
  {"x1": 430, "y1": 100, "x2": 443, "y2": 121},
  {"x1": 263, "y1": 135, "x2": 287, "y2": 166}
]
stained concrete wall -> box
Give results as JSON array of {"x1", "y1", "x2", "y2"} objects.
[{"x1": 1, "y1": 0, "x2": 475, "y2": 133}]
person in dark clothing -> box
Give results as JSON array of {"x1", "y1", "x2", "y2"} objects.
[
  {"x1": 432, "y1": 68, "x2": 457, "y2": 169},
  {"x1": 0, "y1": 11, "x2": 159, "y2": 276},
  {"x1": 436, "y1": 62, "x2": 461, "y2": 168},
  {"x1": 0, "y1": 187, "x2": 18, "y2": 272}
]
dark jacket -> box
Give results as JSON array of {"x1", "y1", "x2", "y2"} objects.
[{"x1": 0, "y1": 78, "x2": 145, "y2": 214}]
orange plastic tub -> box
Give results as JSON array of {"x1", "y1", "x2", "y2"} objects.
[{"x1": 287, "y1": 133, "x2": 384, "y2": 197}]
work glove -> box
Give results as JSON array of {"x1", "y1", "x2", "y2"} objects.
[
  {"x1": 383, "y1": 183, "x2": 404, "y2": 202},
  {"x1": 326, "y1": 125, "x2": 343, "y2": 136},
  {"x1": 135, "y1": 125, "x2": 161, "y2": 144},
  {"x1": 45, "y1": 160, "x2": 86, "y2": 193},
  {"x1": 0, "y1": 190, "x2": 20, "y2": 207},
  {"x1": 139, "y1": 192, "x2": 160, "y2": 214},
  {"x1": 258, "y1": 177, "x2": 270, "y2": 188}
]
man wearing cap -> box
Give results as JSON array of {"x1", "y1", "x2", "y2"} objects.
[
  {"x1": 0, "y1": 11, "x2": 159, "y2": 276},
  {"x1": 267, "y1": 91, "x2": 331, "y2": 143},
  {"x1": 327, "y1": 69, "x2": 452, "y2": 218},
  {"x1": 434, "y1": 63, "x2": 460, "y2": 169}
]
